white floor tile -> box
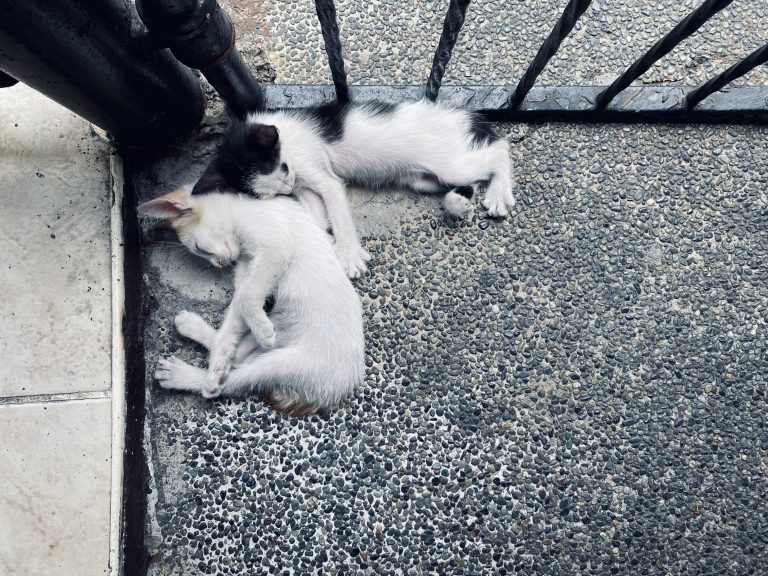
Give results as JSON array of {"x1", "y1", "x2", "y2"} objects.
[
  {"x1": 0, "y1": 85, "x2": 112, "y2": 397},
  {"x1": 0, "y1": 399, "x2": 112, "y2": 576}
]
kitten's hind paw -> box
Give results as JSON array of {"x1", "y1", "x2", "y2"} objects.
[
  {"x1": 155, "y1": 357, "x2": 208, "y2": 394},
  {"x1": 443, "y1": 189, "x2": 474, "y2": 218},
  {"x1": 482, "y1": 191, "x2": 516, "y2": 218},
  {"x1": 335, "y1": 243, "x2": 371, "y2": 279}
]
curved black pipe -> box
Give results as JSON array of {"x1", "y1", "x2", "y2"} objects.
[
  {"x1": 0, "y1": 69, "x2": 18, "y2": 88},
  {"x1": 0, "y1": 0, "x2": 205, "y2": 144},
  {"x1": 137, "y1": 0, "x2": 265, "y2": 115}
]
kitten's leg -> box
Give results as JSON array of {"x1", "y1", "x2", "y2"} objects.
[
  {"x1": 206, "y1": 301, "x2": 247, "y2": 396},
  {"x1": 403, "y1": 173, "x2": 474, "y2": 219},
  {"x1": 432, "y1": 139, "x2": 515, "y2": 217},
  {"x1": 233, "y1": 335, "x2": 261, "y2": 364},
  {"x1": 296, "y1": 189, "x2": 330, "y2": 230},
  {"x1": 406, "y1": 173, "x2": 449, "y2": 194},
  {"x1": 175, "y1": 311, "x2": 215, "y2": 348},
  {"x1": 175, "y1": 310, "x2": 260, "y2": 364},
  {"x1": 232, "y1": 252, "x2": 285, "y2": 349},
  {"x1": 155, "y1": 357, "x2": 221, "y2": 398},
  {"x1": 308, "y1": 175, "x2": 370, "y2": 278},
  {"x1": 479, "y1": 140, "x2": 515, "y2": 217},
  {"x1": 215, "y1": 348, "x2": 292, "y2": 397}
]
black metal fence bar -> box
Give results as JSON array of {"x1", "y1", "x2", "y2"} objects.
[
  {"x1": 595, "y1": 0, "x2": 734, "y2": 109},
  {"x1": 314, "y1": 0, "x2": 350, "y2": 104},
  {"x1": 425, "y1": 0, "x2": 471, "y2": 102},
  {"x1": 506, "y1": 0, "x2": 593, "y2": 109},
  {"x1": 686, "y1": 43, "x2": 768, "y2": 108}
]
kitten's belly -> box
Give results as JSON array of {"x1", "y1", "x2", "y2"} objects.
[{"x1": 330, "y1": 151, "x2": 420, "y2": 188}]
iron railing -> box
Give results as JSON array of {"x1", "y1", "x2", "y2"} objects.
[{"x1": 298, "y1": 0, "x2": 768, "y2": 123}]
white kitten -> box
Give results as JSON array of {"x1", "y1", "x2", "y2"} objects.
[
  {"x1": 139, "y1": 185, "x2": 365, "y2": 415},
  {"x1": 192, "y1": 99, "x2": 516, "y2": 278}
]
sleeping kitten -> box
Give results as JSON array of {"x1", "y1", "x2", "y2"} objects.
[
  {"x1": 139, "y1": 185, "x2": 364, "y2": 415},
  {"x1": 192, "y1": 99, "x2": 516, "y2": 278}
]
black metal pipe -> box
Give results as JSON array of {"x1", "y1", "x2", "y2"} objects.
[
  {"x1": 0, "y1": 0, "x2": 205, "y2": 144},
  {"x1": 425, "y1": 0, "x2": 471, "y2": 102},
  {"x1": 686, "y1": 43, "x2": 768, "y2": 108},
  {"x1": 137, "y1": 0, "x2": 265, "y2": 115},
  {"x1": 595, "y1": 0, "x2": 734, "y2": 109},
  {"x1": 0, "y1": 69, "x2": 18, "y2": 88}
]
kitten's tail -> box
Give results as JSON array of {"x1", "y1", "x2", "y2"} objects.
[
  {"x1": 262, "y1": 390, "x2": 327, "y2": 417},
  {"x1": 443, "y1": 185, "x2": 474, "y2": 218}
]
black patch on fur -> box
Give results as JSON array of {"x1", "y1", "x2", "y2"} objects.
[
  {"x1": 299, "y1": 102, "x2": 348, "y2": 143},
  {"x1": 193, "y1": 121, "x2": 281, "y2": 196},
  {"x1": 359, "y1": 100, "x2": 397, "y2": 117},
  {"x1": 468, "y1": 113, "x2": 499, "y2": 147},
  {"x1": 454, "y1": 185, "x2": 474, "y2": 199},
  {"x1": 297, "y1": 100, "x2": 397, "y2": 144}
]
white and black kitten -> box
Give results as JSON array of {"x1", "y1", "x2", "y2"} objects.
[{"x1": 193, "y1": 99, "x2": 516, "y2": 277}]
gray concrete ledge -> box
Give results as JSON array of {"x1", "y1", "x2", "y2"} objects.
[{"x1": 262, "y1": 85, "x2": 768, "y2": 123}]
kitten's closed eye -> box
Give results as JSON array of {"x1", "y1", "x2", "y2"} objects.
[
  {"x1": 195, "y1": 242, "x2": 213, "y2": 256},
  {"x1": 280, "y1": 163, "x2": 289, "y2": 174}
]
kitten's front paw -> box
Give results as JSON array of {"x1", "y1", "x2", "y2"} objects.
[
  {"x1": 482, "y1": 191, "x2": 516, "y2": 218},
  {"x1": 203, "y1": 358, "x2": 229, "y2": 398},
  {"x1": 335, "y1": 243, "x2": 371, "y2": 279}
]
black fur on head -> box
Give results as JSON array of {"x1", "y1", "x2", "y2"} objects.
[{"x1": 193, "y1": 122, "x2": 281, "y2": 196}]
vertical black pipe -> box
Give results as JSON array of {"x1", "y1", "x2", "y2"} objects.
[
  {"x1": 0, "y1": 0, "x2": 204, "y2": 144},
  {"x1": 314, "y1": 0, "x2": 350, "y2": 104},
  {"x1": 136, "y1": 0, "x2": 265, "y2": 115},
  {"x1": 425, "y1": 0, "x2": 471, "y2": 102}
]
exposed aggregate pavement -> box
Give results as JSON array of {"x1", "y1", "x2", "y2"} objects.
[
  {"x1": 143, "y1": 122, "x2": 768, "y2": 575},
  {"x1": 142, "y1": 1, "x2": 768, "y2": 574}
]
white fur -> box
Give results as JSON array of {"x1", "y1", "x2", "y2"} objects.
[
  {"x1": 141, "y1": 188, "x2": 364, "y2": 410},
  {"x1": 245, "y1": 99, "x2": 516, "y2": 277},
  {"x1": 442, "y1": 189, "x2": 474, "y2": 218}
]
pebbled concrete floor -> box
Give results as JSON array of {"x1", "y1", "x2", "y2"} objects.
[{"x1": 140, "y1": 1, "x2": 768, "y2": 574}]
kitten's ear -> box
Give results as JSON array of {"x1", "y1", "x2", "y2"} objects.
[
  {"x1": 138, "y1": 187, "x2": 193, "y2": 219},
  {"x1": 246, "y1": 124, "x2": 279, "y2": 150},
  {"x1": 192, "y1": 163, "x2": 226, "y2": 195}
]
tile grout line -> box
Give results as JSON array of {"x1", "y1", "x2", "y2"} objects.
[
  {"x1": 108, "y1": 152, "x2": 127, "y2": 576},
  {"x1": 0, "y1": 389, "x2": 111, "y2": 405}
]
